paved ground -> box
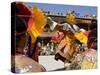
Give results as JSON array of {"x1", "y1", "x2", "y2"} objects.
[{"x1": 39, "y1": 55, "x2": 65, "y2": 71}]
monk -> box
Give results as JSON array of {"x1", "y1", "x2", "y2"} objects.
[{"x1": 11, "y1": 2, "x2": 47, "y2": 73}]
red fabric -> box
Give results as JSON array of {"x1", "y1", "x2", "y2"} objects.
[
  {"x1": 51, "y1": 31, "x2": 64, "y2": 43},
  {"x1": 83, "y1": 31, "x2": 90, "y2": 37},
  {"x1": 27, "y1": 17, "x2": 35, "y2": 30},
  {"x1": 16, "y1": 3, "x2": 32, "y2": 23}
]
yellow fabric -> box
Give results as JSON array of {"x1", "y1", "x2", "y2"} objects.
[
  {"x1": 64, "y1": 34, "x2": 76, "y2": 56},
  {"x1": 61, "y1": 31, "x2": 88, "y2": 60},
  {"x1": 28, "y1": 26, "x2": 40, "y2": 43},
  {"x1": 33, "y1": 5, "x2": 46, "y2": 33},
  {"x1": 28, "y1": 5, "x2": 46, "y2": 43},
  {"x1": 74, "y1": 32, "x2": 88, "y2": 44}
]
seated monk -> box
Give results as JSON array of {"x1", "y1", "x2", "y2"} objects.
[
  {"x1": 11, "y1": 15, "x2": 46, "y2": 73},
  {"x1": 11, "y1": 2, "x2": 46, "y2": 73}
]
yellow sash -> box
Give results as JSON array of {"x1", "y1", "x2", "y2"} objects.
[
  {"x1": 27, "y1": 5, "x2": 46, "y2": 43},
  {"x1": 74, "y1": 32, "x2": 88, "y2": 44}
]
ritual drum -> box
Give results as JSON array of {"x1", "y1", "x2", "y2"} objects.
[
  {"x1": 11, "y1": 55, "x2": 46, "y2": 73},
  {"x1": 80, "y1": 49, "x2": 97, "y2": 69},
  {"x1": 70, "y1": 49, "x2": 97, "y2": 70}
]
